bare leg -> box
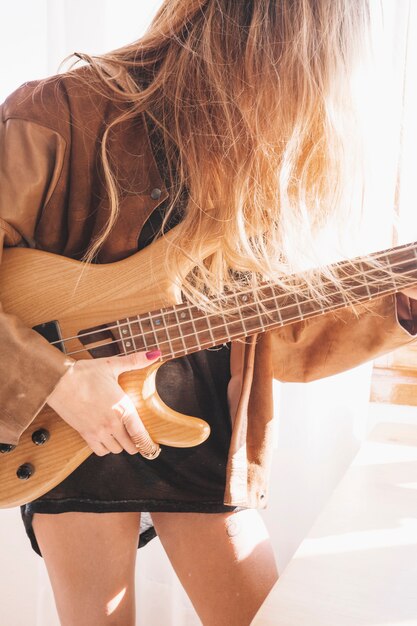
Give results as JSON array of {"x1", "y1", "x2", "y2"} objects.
[
  {"x1": 32, "y1": 511, "x2": 141, "y2": 626},
  {"x1": 152, "y1": 509, "x2": 278, "y2": 625}
]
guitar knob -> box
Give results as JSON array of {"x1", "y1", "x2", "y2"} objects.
[
  {"x1": 0, "y1": 443, "x2": 16, "y2": 454},
  {"x1": 32, "y1": 428, "x2": 50, "y2": 446},
  {"x1": 16, "y1": 463, "x2": 34, "y2": 480}
]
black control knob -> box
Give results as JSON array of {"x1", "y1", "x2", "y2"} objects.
[
  {"x1": 16, "y1": 463, "x2": 34, "y2": 480},
  {"x1": 32, "y1": 428, "x2": 50, "y2": 446},
  {"x1": 0, "y1": 443, "x2": 16, "y2": 454}
]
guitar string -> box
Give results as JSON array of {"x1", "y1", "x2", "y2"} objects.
[
  {"x1": 48, "y1": 243, "x2": 417, "y2": 349},
  {"x1": 53, "y1": 256, "x2": 417, "y2": 354},
  {"x1": 63, "y1": 266, "x2": 417, "y2": 359},
  {"x1": 56, "y1": 241, "x2": 417, "y2": 347},
  {"x1": 70, "y1": 279, "x2": 408, "y2": 360}
]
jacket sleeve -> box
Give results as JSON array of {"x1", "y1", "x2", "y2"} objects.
[
  {"x1": 271, "y1": 293, "x2": 417, "y2": 382},
  {"x1": 0, "y1": 109, "x2": 74, "y2": 445}
]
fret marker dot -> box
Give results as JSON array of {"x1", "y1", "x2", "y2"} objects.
[
  {"x1": 180, "y1": 312, "x2": 187, "y2": 319},
  {"x1": 126, "y1": 342, "x2": 132, "y2": 347},
  {"x1": 155, "y1": 319, "x2": 161, "y2": 325},
  {"x1": 122, "y1": 329, "x2": 128, "y2": 334},
  {"x1": 242, "y1": 295, "x2": 248, "y2": 302}
]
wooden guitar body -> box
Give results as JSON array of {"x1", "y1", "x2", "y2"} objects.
[
  {"x1": 0, "y1": 233, "x2": 212, "y2": 508},
  {"x1": 1, "y1": 230, "x2": 417, "y2": 508}
]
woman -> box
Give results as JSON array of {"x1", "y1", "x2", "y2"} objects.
[{"x1": 1, "y1": 1, "x2": 417, "y2": 624}]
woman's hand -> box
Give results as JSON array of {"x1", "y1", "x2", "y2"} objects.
[
  {"x1": 46, "y1": 350, "x2": 161, "y2": 457},
  {"x1": 400, "y1": 287, "x2": 417, "y2": 300}
]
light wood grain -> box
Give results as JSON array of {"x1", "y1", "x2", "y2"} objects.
[
  {"x1": 0, "y1": 231, "x2": 215, "y2": 508},
  {"x1": 2, "y1": 231, "x2": 417, "y2": 508},
  {"x1": 371, "y1": 367, "x2": 417, "y2": 405},
  {"x1": 371, "y1": 343, "x2": 417, "y2": 406}
]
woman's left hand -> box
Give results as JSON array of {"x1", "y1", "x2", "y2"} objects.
[{"x1": 400, "y1": 287, "x2": 417, "y2": 300}]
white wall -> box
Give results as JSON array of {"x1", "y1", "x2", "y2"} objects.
[
  {"x1": 0, "y1": 0, "x2": 162, "y2": 101},
  {"x1": 1, "y1": 2, "x2": 49, "y2": 101}
]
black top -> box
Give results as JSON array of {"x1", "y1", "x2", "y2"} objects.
[{"x1": 20, "y1": 114, "x2": 236, "y2": 557}]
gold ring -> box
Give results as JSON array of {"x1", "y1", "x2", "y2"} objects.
[
  {"x1": 140, "y1": 445, "x2": 161, "y2": 460},
  {"x1": 130, "y1": 431, "x2": 161, "y2": 460}
]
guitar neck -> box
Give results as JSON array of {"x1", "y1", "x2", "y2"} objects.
[{"x1": 112, "y1": 241, "x2": 417, "y2": 360}]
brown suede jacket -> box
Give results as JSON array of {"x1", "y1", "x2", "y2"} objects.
[{"x1": 1, "y1": 69, "x2": 417, "y2": 509}]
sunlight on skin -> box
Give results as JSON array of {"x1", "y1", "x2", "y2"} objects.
[
  {"x1": 225, "y1": 510, "x2": 271, "y2": 562},
  {"x1": 295, "y1": 518, "x2": 417, "y2": 558},
  {"x1": 402, "y1": 288, "x2": 417, "y2": 300},
  {"x1": 106, "y1": 587, "x2": 127, "y2": 616}
]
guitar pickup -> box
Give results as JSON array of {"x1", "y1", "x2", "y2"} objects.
[
  {"x1": 77, "y1": 323, "x2": 121, "y2": 358},
  {"x1": 33, "y1": 320, "x2": 65, "y2": 353}
]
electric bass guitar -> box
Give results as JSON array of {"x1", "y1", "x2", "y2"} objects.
[{"x1": 1, "y1": 229, "x2": 416, "y2": 508}]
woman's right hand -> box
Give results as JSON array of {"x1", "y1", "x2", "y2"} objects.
[{"x1": 46, "y1": 350, "x2": 161, "y2": 457}]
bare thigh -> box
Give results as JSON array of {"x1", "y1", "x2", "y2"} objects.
[
  {"x1": 32, "y1": 511, "x2": 141, "y2": 626},
  {"x1": 152, "y1": 509, "x2": 279, "y2": 626}
]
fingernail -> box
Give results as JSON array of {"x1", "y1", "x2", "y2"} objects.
[{"x1": 146, "y1": 349, "x2": 162, "y2": 360}]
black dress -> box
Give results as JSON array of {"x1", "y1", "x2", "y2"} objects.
[{"x1": 20, "y1": 115, "x2": 237, "y2": 557}]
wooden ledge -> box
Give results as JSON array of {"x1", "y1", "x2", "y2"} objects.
[{"x1": 371, "y1": 367, "x2": 417, "y2": 405}]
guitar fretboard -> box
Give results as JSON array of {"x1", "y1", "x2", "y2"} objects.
[{"x1": 103, "y1": 241, "x2": 417, "y2": 360}]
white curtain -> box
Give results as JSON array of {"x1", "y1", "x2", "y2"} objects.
[{"x1": 0, "y1": 2, "x2": 415, "y2": 624}]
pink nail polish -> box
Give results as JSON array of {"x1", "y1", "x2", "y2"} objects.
[{"x1": 146, "y1": 349, "x2": 162, "y2": 360}]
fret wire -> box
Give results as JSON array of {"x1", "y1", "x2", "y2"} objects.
[
  {"x1": 270, "y1": 289, "x2": 284, "y2": 326},
  {"x1": 64, "y1": 266, "x2": 417, "y2": 359},
  {"x1": 115, "y1": 320, "x2": 128, "y2": 355},
  {"x1": 123, "y1": 319, "x2": 134, "y2": 353},
  {"x1": 148, "y1": 311, "x2": 165, "y2": 352},
  {"x1": 160, "y1": 309, "x2": 175, "y2": 359},
  {"x1": 261, "y1": 286, "x2": 279, "y2": 323},
  {"x1": 234, "y1": 293, "x2": 249, "y2": 335},
  {"x1": 173, "y1": 308, "x2": 188, "y2": 354},
  {"x1": 136, "y1": 315, "x2": 149, "y2": 351},
  {"x1": 180, "y1": 308, "x2": 206, "y2": 350},
  {"x1": 253, "y1": 295, "x2": 266, "y2": 331},
  {"x1": 143, "y1": 313, "x2": 158, "y2": 348},
  {"x1": 54, "y1": 247, "x2": 417, "y2": 350},
  {"x1": 126, "y1": 317, "x2": 138, "y2": 351},
  {"x1": 293, "y1": 291, "x2": 304, "y2": 321},
  {"x1": 58, "y1": 242, "x2": 417, "y2": 349},
  {"x1": 115, "y1": 280, "x2": 411, "y2": 359},
  {"x1": 187, "y1": 306, "x2": 218, "y2": 335},
  {"x1": 205, "y1": 313, "x2": 216, "y2": 344},
  {"x1": 70, "y1": 260, "x2": 417, "y2": 359},
  {"x1": 359, "y1": 262, "x2": 373, "y2": 299},
  {"x1": 220, "y1": 309, "x2": 232, "y2": 341},
  {"x1": 188, "y1": 307, "x2": 202, "y2": 349},
  {"x1": 385, "y1": 254, "x2": 398, "y2": 291},
  {"x1": 124, "y1": 337, "x2": 137, "y2": 356},
  {"x1": 149, "y1": 309, "x2": 176, "y2": 358},
  {"x1": 196, "y1": 311, "x2": 219, "y2": 345},
  {"x1": 83, "y1": 260, "x2": 417, "y2": 358},
  {"x1": 335, "y1": 241, "x2": 417, "y2": 276}
]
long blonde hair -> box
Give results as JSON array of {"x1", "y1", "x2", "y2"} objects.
[{"x1": 69, "y1": 0, "x2": 371, "y2": 310}]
